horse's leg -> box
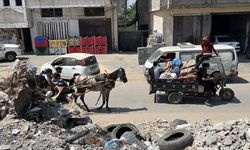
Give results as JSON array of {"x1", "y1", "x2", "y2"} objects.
[
  {"x1": 80, "y1": 93, "x2": 90, "y2": 112},
  {"x1": 105, "y1": 91, "x2": 111, "y2": 111},
  {"x1": 97, "y1": 91, "x2": 105, "y2": 110}
]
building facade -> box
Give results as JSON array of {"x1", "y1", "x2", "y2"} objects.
[
  {"x1": 150, "y1": 0, "x2": 250, "y2": 50},
  {"x1": 0, "y1": 0, "x2": 118, "y2": 52}
]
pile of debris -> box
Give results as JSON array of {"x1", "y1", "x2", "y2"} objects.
[{"x1": 184, "y1": 119, "x2": 250, "y2": 150}]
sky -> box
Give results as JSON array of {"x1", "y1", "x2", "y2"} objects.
[{"x1": 128, "y1": 0, "x2": 136, "y2": 6}]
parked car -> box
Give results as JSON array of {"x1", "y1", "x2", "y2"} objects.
[
  {"x1": 210, "y1": 35, "x2": 241, "y2": 52},
  {"x1": 0, "y1": 44, "x2": 23, "y2": 61},
  {"x1": 40, "y1": 53, "x2": 100, "y2": 80},
  {"x1": 143, "y1": 43, "x2": 238, "y2": 82}
]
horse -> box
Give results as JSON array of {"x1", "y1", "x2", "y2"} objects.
[{"x1": 72, "y1": 68, "x2": 128, "y2": 112}]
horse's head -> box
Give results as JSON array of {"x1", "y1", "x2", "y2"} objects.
[{"x1": 116, "y1": 68, "x2": 128, "y2": 83}]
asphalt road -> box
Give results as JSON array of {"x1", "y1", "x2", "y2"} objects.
[{"x1": 1, "y1": 53, "x2": 250, "y2": 124}]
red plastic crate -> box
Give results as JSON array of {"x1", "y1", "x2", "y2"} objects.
[
  {"x1": 94, "y1": 45, "x2": 102, "y2": 54},
  {"x1": 82, "y1": 46, "x2": 94, "y2": 54},
  {"x1": 68, "y1": 47, "x2": 82, "y2": 53},
  {"x1": 101, "y1": 45, "x2": 108, "y2": 54},
  {"x1": 94, "y1": 36, "x2": 107, "y2": 46},
  {"x1": 81, "y1": 37, "x2": 94, "y2": 47},
  {"x1": 35, "y1": 36, "x2": 48, "y2": 48}
]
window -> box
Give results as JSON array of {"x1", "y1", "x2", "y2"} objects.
[
  {"x1": 210, "y1": 36, "x2": 215, "y2": 43},
  {"x1": 217, "y1": 36, "x2": 235, "y2": 42},
  {"x1": 3, "y1": 0, "x2": 10, "y2": 6},
  {"x1": 52, "y1": 58, "x2": 65, "y2": 66},
  {"x1": 41, "y1": 8, "x2": 63, "y2": 17},
  {"x1": 16, "y1": 0, "x2": 22, "y2": 6},
  {"x1": 65, "y1": 58, "x2": 76, "y2": 66},
  {"x1": 180, "y1": 52, "x2": 198, "y2": 61},
  {"x1": 84, "y1": 7, "x2": 105, "y2": 16},
  {"x1": 218, "y1": 51, "x2": 234, "y2": 61}
]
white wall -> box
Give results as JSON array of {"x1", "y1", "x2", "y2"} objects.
[
  {"x1": 25, "y1": 0, "x2": 112, "y2": 8},
  {"x1": 151, "y1": 11, "x2": 174, "y2": 46}
]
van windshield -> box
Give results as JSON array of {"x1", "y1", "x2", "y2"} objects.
[{"x1": 148, "y1": 50, "x2": 162, "y2": 63}]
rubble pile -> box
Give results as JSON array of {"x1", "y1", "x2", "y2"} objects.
[{"x1": 182, "y1": 119, "x2": 250, "y2": 150}]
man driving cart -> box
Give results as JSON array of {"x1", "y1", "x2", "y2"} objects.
[{"x1": 197, "y1": 63, "x2": 216, "y2": 107}]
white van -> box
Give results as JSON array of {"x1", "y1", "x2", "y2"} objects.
[{"x1": 143, "y1": 43, "x2": 238, "y2": 79}]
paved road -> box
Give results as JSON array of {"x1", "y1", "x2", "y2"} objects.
[{"x1": 1, "y1": 54, "x2": 250, "y2": 124}]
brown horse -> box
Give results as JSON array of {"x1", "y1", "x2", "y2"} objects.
[{"x1": 73, "y1": 68, "x2": 128, "y2": 112}]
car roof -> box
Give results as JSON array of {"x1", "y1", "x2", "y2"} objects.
[
  {"x1": 57, "y1": 53, "x2": 94, "y2": 60},
  {"x1": 2, "y1": 44, "x2": 19, "y2": 48},
  {"x1": 158, "y1": 44, "x2": 235, "y2": 53}
]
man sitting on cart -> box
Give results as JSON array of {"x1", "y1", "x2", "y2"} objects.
[{"x1": 197, "y1": 63, "x2": 216, "y2": 107}]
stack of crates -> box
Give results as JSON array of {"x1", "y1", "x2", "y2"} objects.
[
  {"x1": 49, "y1": 40, "x2": 67, "y2": 55},
  {"x1": 81, "y1": 37, "x2": 94, "y2": 54},
  {"x1": 68, "y1": 36, "x2": 81, "y2": 53},
  {"x1": 34, "y1": 36, "x2": 49, "y2": 55},
  {"x1": 94, "y1": 36, "x2": 108, "y2": 54}
]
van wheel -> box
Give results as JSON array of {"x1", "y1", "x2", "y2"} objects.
[
  {"x1": 168, "y1": 92, "x2": 183, "y2": 104},
  {"x1": 6, "y1": 52, "x2": 16, "y2": 62}
]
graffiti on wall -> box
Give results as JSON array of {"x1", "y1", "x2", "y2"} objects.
[{"x1": 0, "y1": 29, "x2": 17, "y2": 44}]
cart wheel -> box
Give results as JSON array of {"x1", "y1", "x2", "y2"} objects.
[
  {"x1": 219, "y1": 88, "x2": 234, "y2": 101},
  {"x1": 168, "y1": 92, "x2": 183, "y2": 104}
]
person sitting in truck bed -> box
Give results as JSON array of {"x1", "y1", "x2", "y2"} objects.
[{"x1": 153, "y1": 61, "x2": 164, "y2": 79}]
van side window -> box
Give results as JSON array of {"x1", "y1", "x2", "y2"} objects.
[
  {"x1": 218, "y1": 51, "x2": 234, "y2": 61},
  {"x1": 180, "y1": 52, "x2": 198, "y2": 61},
  {"x1": 159, "y1": 52, "x2": 175, "y2": 62}
]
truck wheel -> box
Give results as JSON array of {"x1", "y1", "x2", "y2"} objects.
[
  {"x1": 157, "y1": 129, "x2": 193, "y2": 150},
  {"x1": 5, "y1": 52, "x2": 16, "y2": 62},
  {"x1": 168, "y1": 92, "x2": 183, "y2": 104},
  {"x1": 219, "y1": 88, "x2": 234, "y2": 101}
]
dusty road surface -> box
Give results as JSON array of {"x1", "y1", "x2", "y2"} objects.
[{"x1": 1, "y1": 54, "x2": 250, "y2": 124}]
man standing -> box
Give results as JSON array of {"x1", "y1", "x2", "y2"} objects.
[
  {"x1": 196, "y1": 36, "x2": 219, "y2": 69},
  {"x1": 197, "y1": 63, "x2": 216, "y2": 107}
]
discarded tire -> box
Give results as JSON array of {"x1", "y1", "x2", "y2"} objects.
[
  {"x1": 157, "y1": 129, "x2": 193, "y2": 150},
  {"x1": 104, "y1": 124, "x2": 120, "y2": 133},
  {"x1": 14, "y1": 88, "x2": 33, "y2": 118},
  {"x1": 111, "y1": 123, "x2": 139, "y2": 139}
]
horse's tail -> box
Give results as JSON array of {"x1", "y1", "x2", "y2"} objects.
[{"x1": 95, "y1": 92, "x2": 102, "y2": 106}]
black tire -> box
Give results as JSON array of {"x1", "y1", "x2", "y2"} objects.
[
  {"x1": 103, "y1": 124, "x2": 120, "y2": 134},
  {"x1": 5, "y1": 52, "x2": 16, "y2": 62},
  {"x1": 111, "y1": 123, "x2": 139, "y2": 139},
  {"x1": 157, "y1": 129, "x2": 193, "y2": 150},
  {"x1": 14, "y1": 88, "x2": 33, "y2": 118},
  {"x1": 168, "y1": 92, "x2": 183, "y2": 104},
  {"x1": 219, "y1": 88, "x2": 234, "y2": 101}
]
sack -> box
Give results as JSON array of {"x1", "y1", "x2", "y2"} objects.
[{"x1": 172, "y1": 58, "x2": 182, "y2": 66}]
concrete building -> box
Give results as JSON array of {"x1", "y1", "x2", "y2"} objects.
[
  {"x1": 0, "y1": 0, "x2": 118, "y2": 52},
  {"x1": 149, "y1": 0, "x2": 250, "y2": 50}
]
